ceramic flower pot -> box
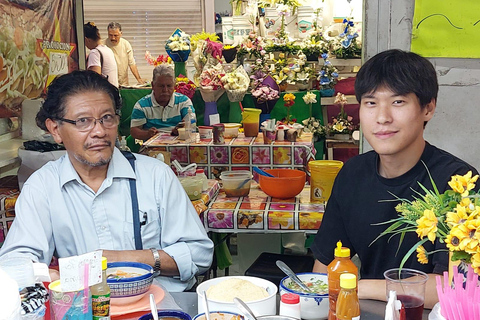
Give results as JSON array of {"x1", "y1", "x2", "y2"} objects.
[
  {"x1": 332, "y1": 133, "x2": 351, "y2": 140},
  {"x1": 295, "y1": 81, "x2": 310, "y2": 91},
  {"x1": 320, "y1": 88, "x2": 335, "y2": 97}
]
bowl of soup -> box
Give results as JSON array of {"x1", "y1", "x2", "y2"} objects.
[
  {"x1": 139, "y1": 310, "x2": 192, "y2": 320},
  {"x1": 106, "y1": 262, "x2": 154, "y2": 301},
  {"x1": 279, "y1": 272, "x2": 329, "y2": 320}
]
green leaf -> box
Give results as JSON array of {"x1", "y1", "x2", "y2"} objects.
[{"x1": 399, "y1": 238, "x2": 428, "y2": 271}]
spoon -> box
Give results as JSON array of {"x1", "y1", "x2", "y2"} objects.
[
  {"x1": 276, "y1": 260, "x2": 313, "y2": 293},
  {"x1": 253, "y1": 167, "x2": 275, "y2": 177},
  {"x1": 149, "y1": 293, "x2": 158, "y2": 320},
  {"x1": 233, "y1": 297, "x2": 257, "y2": 320},
  {"x1": 203, "y1": 291, "x2": 212, "y2": 320}
]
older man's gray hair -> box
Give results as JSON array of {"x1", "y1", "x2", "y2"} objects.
[
  {"x1": 107, "y1": 22, "x2": 122, "y2": 31},
  {"x1": 152, "y1": 65, "x2": 175, "y2": 82}
]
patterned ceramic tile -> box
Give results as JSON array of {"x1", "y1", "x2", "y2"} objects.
[
  {"x1": 268, "y1": 211, "x2": 294, "y2": 229},
  {"x1": 237, "y1": 210, "x2": 264, "y2": 229},
  {"x1": 231, "y1": 147, "x2": 250, "y2": 164},
  {"x1": 208, "y1": 210, "x2": 234, "y2": 229}
]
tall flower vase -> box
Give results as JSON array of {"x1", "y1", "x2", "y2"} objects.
[
  {"x1": 448, "y1": 252, "x2": 476, "y2": 284},
  {"x1": 204, "y1": 101, "x2": 219, "y2": 126},
  {"x1": 228, "y1": 101, "x2": 243, "y2": 123},
  {"x1": 320, "y1": 88, "x2": 335, "y2": 97},
  {"x1": 174, "y1": 61, "x2": 187, "y2": 78}
]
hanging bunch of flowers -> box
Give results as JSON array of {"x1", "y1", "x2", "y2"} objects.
[{"x1": 165, "y1": 28, "x2": 191, "y2": 62}]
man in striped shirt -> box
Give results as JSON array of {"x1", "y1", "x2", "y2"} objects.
[{"x1": 130, "y1": 65, "x2": 195, "y2": 140}]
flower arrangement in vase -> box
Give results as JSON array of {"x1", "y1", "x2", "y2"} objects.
[
  {"x1": 270, "y1": 53, "x2": 292, "y2": 91},
  {"x1": 318, "y1": 53, "x2": 339, "y2": 95},
  {"x1": 165, "y1": 28, "x2": 191, "y2": 62},
  {"x1": 199, "y1": 63, "x2": 225, "y2": 126},
  {"x1": 289, "y1": 51, "x2": 315, "y2": 91},
  {"x1": 332, "y1": 18, "x2": 362, "y2": 59},
  {"x1": 221, "y1": 65, "x2": 250, "y2": 123},
  {"x1": 301, "y1": 29, "x2": 330, "y2": 61},
  {"x1": 251, "y1": 75, "x2": 280, "y2": 115},
  {"x1": 326, "y1": 92, "x2": 357, "y2": 138},
  {"x1": 374, "y1": 169, "x2": 480, "y2": 278}
]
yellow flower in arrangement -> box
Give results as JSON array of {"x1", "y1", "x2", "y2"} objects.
[
  {"x1": 375, "y1": 166, "x2": 480, "y2": 276},
  {"x1": 472, "y1": 252, "x2": 480, "y2": 275},
  {"x1": 415, "y1": 209, "x2": 438, "y2": 243},
  {"x1": 416, "y1": 245, "x2": 429, "y2": 264},
  {"x1": 448, "y1": 171, "x2": 479, "y2": 197}
]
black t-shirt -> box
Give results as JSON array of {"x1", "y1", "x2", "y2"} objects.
[{"x1": 311, "y1": 142, "x2": 478, "y2": 279}]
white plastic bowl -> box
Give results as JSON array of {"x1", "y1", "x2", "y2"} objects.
[
  {"x1": 193, "y1": 311, "x2": 243, "y2": 320},
  {"x1": 223, "y1": 123, "x2": 241, "y2": 138},
  {"x1": 196, "y1": 276, "x2": 277, "y2": 317},
  {"x1": 279, "y1": 272, "x2": 329, "y2": 320}
]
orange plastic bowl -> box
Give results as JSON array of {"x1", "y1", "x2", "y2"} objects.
[{"x1": 259, "y1": 169, "x2": 306, "y2": 199}]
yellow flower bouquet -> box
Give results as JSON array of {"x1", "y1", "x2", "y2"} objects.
[{"x1": 375, "y1": 168, "x2": 480, "y2": 276}]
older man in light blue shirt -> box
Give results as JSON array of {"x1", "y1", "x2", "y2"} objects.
[{"x1": 0, "y1": 70, "x2": 212, "y2": 292}]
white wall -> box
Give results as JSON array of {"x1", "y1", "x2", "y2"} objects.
[{"x1": 363, "y1": 0, "x2": 480, "y2": 170}]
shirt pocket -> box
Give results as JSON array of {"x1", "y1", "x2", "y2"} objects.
[{"x1": 123, "y1": 210, "x2": 161, "y2": 249}]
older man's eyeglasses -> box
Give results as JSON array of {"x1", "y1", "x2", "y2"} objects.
[{"x1": 57, "y1": 114, "x2": 119, "y2": 132}]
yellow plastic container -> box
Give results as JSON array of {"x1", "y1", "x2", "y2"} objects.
[
  {"x1": 309, "y1": 160, "x2": 343, "y2": 203},
  {"x1": 241, "y1": 108, "x2": 262, "y2": 137}
]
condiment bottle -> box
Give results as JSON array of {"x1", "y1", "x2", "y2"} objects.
[
  {"x1": 92, "y1": 257, "x2": 111, "y2": 320},
  {"x1": 196, "y1": 168, "x2": 208, "y2": 191},
  {"x1": 336, "y1": 273, "x2": 360, "y2": 320},
  {"x1": 279, "y1": 293, "x2": 301, "y2": 319},
  {"x1": 327, "y1": 241, "x2": 358, "y2": 320}
]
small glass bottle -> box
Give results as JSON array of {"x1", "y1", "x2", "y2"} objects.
[
  {"x1": 336, "y1": 273, "x2": 360, "y2": 320},
  {"x1": 279, "y1": 293, "x2": 301, "y2": 319},
  {"x1": 92, "y1": 257, "x2": 111, "y2": 320},
  {"x1": 196, "y1": 168, "x2": 208, "y2": 191}
]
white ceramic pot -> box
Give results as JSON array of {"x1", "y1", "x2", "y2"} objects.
[
  {"x1": 279, "y1": 273, "x2": 329, "y2": 320},
  {"x1": 196, "y1": 276, "x2": 277, "y2": 317}
]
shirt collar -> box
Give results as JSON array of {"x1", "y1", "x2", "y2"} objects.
[
  {"x1": 152, "y1": 92, "x2": 175, "y2": 108},
  {"x1": 59, "y1": 148, "x2": 136, "y2": 188}
]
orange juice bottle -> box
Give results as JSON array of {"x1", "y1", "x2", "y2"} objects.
[
  {"x1": 327, "y1": 241, "x2": 358, "y2": 320},
  {"x1": 336, "y1": 273, "x2": 360, "y2": 320}
]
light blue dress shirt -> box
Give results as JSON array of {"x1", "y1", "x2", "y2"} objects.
[{"x1": 0, "y1": 148, "x2": 213, "y2": 292}]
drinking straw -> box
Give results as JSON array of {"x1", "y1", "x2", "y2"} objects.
[
  {"x1": 239, "y1": 101, "x2": 244, "y2": 112},
  {"x1": 83, "y1": 263, "x2": 89, "y2": 314}
]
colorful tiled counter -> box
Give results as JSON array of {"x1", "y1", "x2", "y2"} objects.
[{"x1": 142, "y1": 132, "x2": 316, "y2": 179}]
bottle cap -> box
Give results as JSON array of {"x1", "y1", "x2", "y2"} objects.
[
  {"x1": 334, "y1": 240, "x2": 350, "y2": 257},
  {"x1": 340, "y1": 273, "x2": 357, "y2": 289},
  {"x1": 281, "y1": 293, "x2": 300, "y2": 304},
  {"x1": 196, "y1": 169, "x2": 204, "y2": 174},
  {"x1": 101, "y1": 257, "x2": 107, "y2": 270}
]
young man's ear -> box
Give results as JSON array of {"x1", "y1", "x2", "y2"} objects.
[
  {"x1": 45, "y1": 118, "x2": 63, "y2": 144},
  {"x1": 424, "y1": 98, "x2": 436, "y2": 121}
]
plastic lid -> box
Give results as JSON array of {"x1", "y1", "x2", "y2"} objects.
[
  {"x1": 101, "y1": 257, "x2": 107, "y2": 270},
  {"x1": 334, "y1": 240, "x2": 350, "y2": 257},
  {"x1": 340, "y1": 273, "x2": 357, "y2": 289},
  {"x1": 196, "y1": 169, "x2": 205, "y2": 174},
  {"x1": 281, "y1": 293, "x2": 300, "y2": 304}
]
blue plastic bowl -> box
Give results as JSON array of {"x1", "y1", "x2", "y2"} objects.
[
  {"x1": 106, "y1": 262, "x2": 154, "y2": 298},
  {"x1": 139, "y1": 310, "x2": 192, "y2": 320}
]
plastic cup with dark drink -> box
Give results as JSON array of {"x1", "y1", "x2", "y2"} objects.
[{"x1": 384, "y1": 268, "x2": 428, "y2": 320}]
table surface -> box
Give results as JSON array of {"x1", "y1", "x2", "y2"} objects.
[
  {"x1": 203, "y1": 185, "x2": 324, "y2": 234},
  {"x1": 170, "y1": 292, "x2": 430, "y2": 320}
]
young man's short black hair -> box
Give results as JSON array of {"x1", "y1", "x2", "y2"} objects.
[{"x1": 354, "y1": 49, "x2": 438, "y2": 108}]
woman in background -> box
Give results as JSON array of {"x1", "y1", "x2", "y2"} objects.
[{"x1": 84, "y1": 22, "x2": 118, "y2": 87}]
